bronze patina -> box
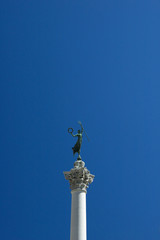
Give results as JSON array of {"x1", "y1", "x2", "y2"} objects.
[{"x1": 68, "y1": 121, "x2": 84, "y2": 157}]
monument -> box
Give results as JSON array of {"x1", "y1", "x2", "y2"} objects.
[{"x1": 64, "y1": 122, "x2": 95, "y2": 240}]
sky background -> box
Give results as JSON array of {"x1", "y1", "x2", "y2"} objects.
[{"x1": 1, "y1": 0, "x2": 160, "y2": 239}]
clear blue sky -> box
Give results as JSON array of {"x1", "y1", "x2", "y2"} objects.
[{"x1": 1, "y1": 0, "x2": 160, "y2": 239}]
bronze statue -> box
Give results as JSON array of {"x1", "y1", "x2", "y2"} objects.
[{"x1": 68, "y1": 121, "x2": 85, "y2": 157}]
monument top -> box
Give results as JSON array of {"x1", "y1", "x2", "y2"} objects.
[
  {"x1": 65, "y1": 122, "x2": 94, "y2": 192},
  {"x1": 64, "y1": 156, "x2": 95, "y2": 192},
  {"x1": 68, "y1": 121, "x2": 89, "y2": 159}
]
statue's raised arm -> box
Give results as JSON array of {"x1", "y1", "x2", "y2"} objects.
[{"x1": 78, "y1": 121, "x2": 84, "y2": 133}]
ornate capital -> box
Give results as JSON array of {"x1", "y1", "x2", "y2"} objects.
[{"x1": 64, "y1": 158, "x2": 95, "y2": 192}]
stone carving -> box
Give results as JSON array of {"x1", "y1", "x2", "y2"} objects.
[{"x1": 64, "y1": 157, "x2": 95, "y2": 192}]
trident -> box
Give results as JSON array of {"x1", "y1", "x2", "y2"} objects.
[{"x1": 78, "y1": 121, "x2": 90, "y2": 141}]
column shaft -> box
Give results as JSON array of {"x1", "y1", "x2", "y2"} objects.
[{"x1": 70, "y1": 190, "x2": 86, "y2": 240}]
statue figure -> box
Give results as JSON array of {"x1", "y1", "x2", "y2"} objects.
[{"x1": 68, "y1": 121, "x2": 84, "y2": 158}]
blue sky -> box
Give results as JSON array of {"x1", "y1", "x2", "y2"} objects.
[{"x1": 1, "y1": 0, "x2": 160, "y2": 239}]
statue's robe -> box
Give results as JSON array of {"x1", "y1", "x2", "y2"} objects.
[{"x1": 72, "y1": 134, "x2": 82, "y2": 155}]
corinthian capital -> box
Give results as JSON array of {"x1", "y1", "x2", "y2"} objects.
[{"x1": 64, "y1": 158, "x2": 94, "y2": 192}]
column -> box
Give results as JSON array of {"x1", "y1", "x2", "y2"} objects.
[{"x1": 64, "y1": 157, "x2": 94, "y2": 240}]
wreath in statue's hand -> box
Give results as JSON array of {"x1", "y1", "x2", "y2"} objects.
[{"x1": 68, "y1": 128, "x2": 74, "y2": 134}]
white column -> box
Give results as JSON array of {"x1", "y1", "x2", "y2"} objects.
[
  {"x1": 64, "y1": 157, "x2": 94, "y2": 240},
  {"x1": 70, "y1": 189, "x2": 86, "y2": 240}
]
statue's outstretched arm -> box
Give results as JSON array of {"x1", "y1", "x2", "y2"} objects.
[{"x1": 71, "y1": 133, "x2": 78, "y2": 137}]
